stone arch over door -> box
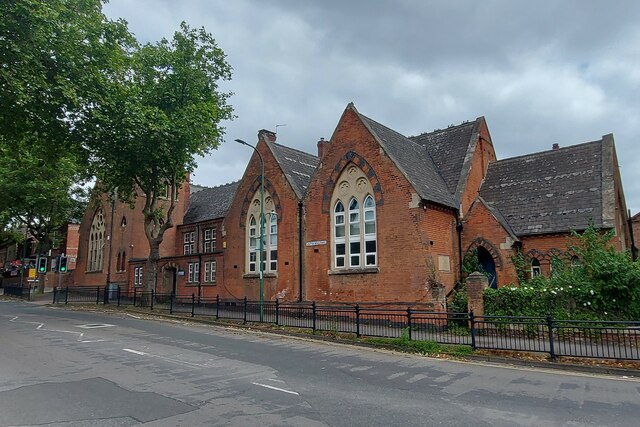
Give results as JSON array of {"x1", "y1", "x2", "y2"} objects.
[{"x1": 161, "y1": 262, "x2": 179, "y2": 294}]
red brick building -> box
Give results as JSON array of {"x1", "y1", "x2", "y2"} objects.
[
  {"x1": 74, "y1": 185, "x2": 188, "y2": 290},
  {"x1": 631, "y1": 212, "x2": 640, "y2": 260},
  {"x1": 221, "y1": 130, "x2": 318, "y2": 301},
  {"x1": 73, "y1": 103, "x2": 632, "y2": 304}
]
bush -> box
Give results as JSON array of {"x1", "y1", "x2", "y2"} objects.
[{"x1": 484, "y1": 225, "x2": 640, "y2": 320}]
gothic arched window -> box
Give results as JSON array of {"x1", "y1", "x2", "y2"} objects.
[
  {"x1": 531, "y1": 257, "x2": 541, "y2": 277},
  {"x1": 246, "y1": 192, "x2": 278, "y2": 273},
  {"x1": 331, "y1": 165, "x2": 377, "y2": 270},
  {"x1": 88, "y1": 208, "x2": 105, "y2": 272}
]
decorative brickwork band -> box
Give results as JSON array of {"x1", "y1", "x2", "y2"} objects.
[{"x1": 467, "y1": 238, "x2": 502, "y2": 267}]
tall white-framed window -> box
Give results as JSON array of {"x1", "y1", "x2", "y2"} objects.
[
  {"x1": 245, "y1": 193, "x2": 278, "y2": 274},
  {"x1": 133, "y1": 267, "x2": 143, "y2": 287},
  {"x1": 531, "y1": 257, "x2": 541, "y2": 277},
  {"x1": 331, "y1": 165, "x2": 377, "y2": 270},
  {"x1": 363, "y1": 195, "x2": 377, "y2": 266},
  {"x1": 183, "y1": 231, "x2": 194, "y2": 255},
  {"x1": 203, "y1": 227, "x2": 216, "y2": 253},
  {"x1": 334, "y1": 201, "x2": 346, "y2": 267},
  {"x1": 187, "y1": 262, "x2": 200, "y2": 283},
  {"x1": 204, "y1": 260, "x2": 217, "y2": 283},
  {"x1": 348, "y1": 198, "x2": 361, "y2": 267},
  {"x1": 88, "y1": 208, "x2": 105, "y2": 272}
]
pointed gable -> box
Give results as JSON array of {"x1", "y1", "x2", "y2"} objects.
[
  {"x1": 480, "y1": 138, "x2": 612, "y2": 236},
  {"x1": 410, "y1": 118, "x2": 484, "y2": 203},
  {"x1": 183, "y1": 181, "x2": 240, "y2": 223},
  {"x1": 350, "y1": 105, "x2": 456, "y2": 209}
]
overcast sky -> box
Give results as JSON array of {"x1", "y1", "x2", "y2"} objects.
[{"x1": 104, "y1": 0, "x2": 640, "y2": 214}]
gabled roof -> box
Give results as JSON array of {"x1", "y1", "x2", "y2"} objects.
[
  {"x1": 352, "y1": 105, "x2": 457, "y2": 208},
  {"x1": 183, "y1": 181, "x2": 240, "y2": 224},
  {"x1": 268, "y1": 142, "x2": 319, "y2": 199},
  {"x1": 474, "y1": 196, "x2": 519, "y2": 242},
  {"x1": 410, "y1": 118, "x2": 482, "y2": 203},
  {"x1": 480, "y1": 138, "x2": 612, "y2": 236}
]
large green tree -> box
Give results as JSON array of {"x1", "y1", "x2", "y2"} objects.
[
  {"x1": 85, "y1": 23, "x2": 234, "y2": 290},
  {"x1": 0, "y1": 0, "x2": 131, "y2": 251}
]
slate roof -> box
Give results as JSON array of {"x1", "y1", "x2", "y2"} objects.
[
  {"x1": 354, "y1": 107, "x2": 457, "y2": 208},
  {"x1": 479, "y1": 139, "x2": 611, "y2": 236},
  {"x1": 410, "y1": 119, "x2": 479, "y2": 201},
  {"x1": 269, "y1": 143, "x2": 319, "y2": 199},
  {"x1": 183, "y1": 181, "x2": 240, "y2": 224}
]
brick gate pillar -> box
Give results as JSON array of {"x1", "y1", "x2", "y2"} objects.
[{"x1": 466, "y1": 271, "x2": 488, "y2": 317}]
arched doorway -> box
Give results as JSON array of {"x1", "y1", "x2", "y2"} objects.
[
  {"x1": 162, "y1": 266, "x2": 177, "y2": 294},
  {"x1": 477, "y1": 246, "x2": 497, "y2": 289}
]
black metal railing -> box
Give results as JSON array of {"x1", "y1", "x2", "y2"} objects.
[
  {"x1": 3, "y1": 285, "x2": 32, "y2": 300},
  {"x1": 51, "y1": 287, "x2": 640, "y2": 361}
]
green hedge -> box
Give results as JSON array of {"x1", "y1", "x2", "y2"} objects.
[{"x1": 483, "y1": 226, "x2": 640, "y2": 320}]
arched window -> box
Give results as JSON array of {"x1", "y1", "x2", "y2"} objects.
[
  {"x1": 248, "y1": 215, "x2": 257, "y2": 272},
  {"x1": 116, "y1": 251, "x2": 126, "y2": 272},
  {"x1": 331, "y1": 165, "x2": 377, "y2": 270},
  {"x1": 120, "y1": 216, "x2": 127, "y2": 227},
  {"x1": 334, "y1": 201, "x2": 345, "y2": 267},
  {"x1": 531, "y1": 257, "x2": 541, "y2": 277},
  {"x1": 571, "y1": 255, "x2": 581, "y2": 270},
  {"x1": 246, "y1": 192, "x2": 278, "y2": 274},
  {"x1": 363, "y1": 195, "x2": 377, "y2": 266},
  {"x1": 88, "y1": 208, "x2": 105, "y2": 271}
]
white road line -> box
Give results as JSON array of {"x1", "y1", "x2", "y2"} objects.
[
  {"x1": 9, "y1": 316, "x2": 18, "y2": 322},
  {"x1": 126, "y1": 314, "x2": 141, "y2": 319},
  {"x1": 252, "y1": 382, "x2": 299, "y2": 396},
  {"x1": 76, "y1": 323, "x2": 115, "y2": 329},
  {"x1": 123, "y1": 348, "x2": 147, "y2": 355}
]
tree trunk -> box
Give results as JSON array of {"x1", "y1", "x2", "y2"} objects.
[{"x1": 145, "y1": 239, "x2": 161, "y2": 292}]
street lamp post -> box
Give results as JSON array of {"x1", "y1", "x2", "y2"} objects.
[{"x1": 235, "y1": 139, "x2": 265, "y2": 321}]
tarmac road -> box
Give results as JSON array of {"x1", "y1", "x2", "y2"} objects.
[{"x1": 1, "y1": 299, "x2": 638, "y2": 426}]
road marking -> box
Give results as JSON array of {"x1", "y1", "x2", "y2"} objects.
[
  {"x1": 123, "y1": 348, "x2": 147, "y2": 356},
  {"x1": 76, "y1": 323, "x2": 115, "y2": 329},
  {"x1": 252, "y1": 382, "x2": 299, "y2": 396},
  {"x1": 387, "y1": 372, "x2": 407, "y2": 380},
  {"x1": 9, "y1": 316, "x2": 18, "y2": 322},
  {"x1": 126, "y1": 314, "x2": 142, "y2": 319},
  {"x1": 406, "y1": 374, "x2": 428, "y2": 383}
]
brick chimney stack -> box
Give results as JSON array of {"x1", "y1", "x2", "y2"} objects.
[
  {"x1": 552, "y1": 143, "x2": 560, "y2": 151},
  {"x1": 258, "y1": 129, "x2": 276, "y2": 144},
  {"x1": 317, "y1": 137, "x2": 329, "y2": 159}
]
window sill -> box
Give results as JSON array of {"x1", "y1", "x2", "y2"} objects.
[
  {"x1": 185, "y1": 283, "x2": 217, "y2": 287},
  {"x1": 329, "y1": 267, "x2": 379, "y2": 275},
  {"x1": 243, "y1": 272, "x2": 278, "y2": 279}
]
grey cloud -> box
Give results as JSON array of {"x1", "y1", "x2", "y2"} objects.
[{"x1": 103, "y1": 0, "x2": 640, "y2": 212}]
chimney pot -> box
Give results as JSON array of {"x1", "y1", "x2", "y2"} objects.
[
  {"x1": 552, "y1": 143, "x2": 560, "y2": 151},
  {"x1": 317, "y1": 138, "x2": 329, "y2": 159},
  {"x1": 258, "y1": 129, "x2": 276, "y2": 144}
]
